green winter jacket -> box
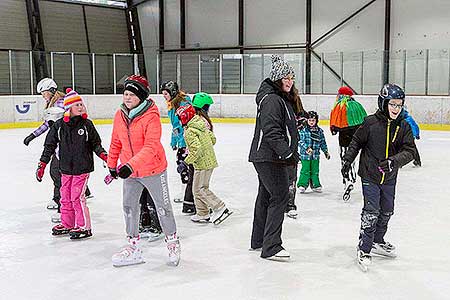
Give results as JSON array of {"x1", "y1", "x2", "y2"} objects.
[{"x1": 184, "y1": 115, "x2": 218, "y2": 170}]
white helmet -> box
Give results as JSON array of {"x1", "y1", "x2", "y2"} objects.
[
  {"x1": 37, "y1": 78, "x2": 57, "y2": 93},
  {"x1": 43, "y1": 107, "x2": 65, "y2": 122}
]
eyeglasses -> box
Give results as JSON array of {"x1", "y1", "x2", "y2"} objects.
[{"x1": 388, "y1": 103, "x2": 403, "y2": 110}]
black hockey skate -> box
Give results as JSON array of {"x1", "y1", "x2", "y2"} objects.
[
  {"x1": 212, "y1": 208, "x2": 233, "y2": 225},
  {"x1": 52, "y1": 224, "x2": 72, "y2": 236},
  {"x1": 182, "y1": 204, "x2": 196, "y2": 215},
  {"x1": 69, "y1": 228, "x2": 92, "y2": 240},
  {"x1": 343, "y1": 183, "x2": 354, "y2": 202}
]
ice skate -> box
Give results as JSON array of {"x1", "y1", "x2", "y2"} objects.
[
  {"x1": 298, "y1": 186, "x2": 306, "y2": 193},
  {"x1": 69, "y1": 227, "x2": 92, "y2": 240},
  {"x1": 182, "y1": 203, "x2": 196, "y2": 215},
  {"x1": 249, "y1": 247, "x2": 262, "y2": 252},
  {"x1": 52, "y1": 224, "x2": 72, "y2": 236},
  {"x1": 356, "y1": 249, "x2": 372, "y2": 272},
  {"x1": 190, "y1": 214, "x2": 210, "y2": 223},
  {"x1": 343, "y1": 183, "x2": 354, "y2": 202},
  {"x1": 413, "y1": 160, "x2": 421, "y2": 167},
  {"x1": 372, "y1": 242, "x2": 397, "y2": 258},
  {"x1": 51, "y1": 212, "x2": 61, "y2": 223},
  {"x1": 266, "y1": 249, "x2": 290, "y2": 261},
  {"x1": 166, "y1": 233, "x2": 181, "y2": 266},
  {"x1": 112, "y1": 237, "x2": 145, "y2": 267},
  {"x1": 140, "y1": 226, "x2": 164, "y2": 242},
  {"x1": 47, "y1": 200, "x2": 58, "y2": 210},
  {"x1": 312, "y1": 186, "x2": 322, "y2": 193},
  {"x1": 286, "y1": 209, "x2": 298, "y2": 219},
  {"x1": 211, "y1": 207, "x2": 232, "y2": 225}
]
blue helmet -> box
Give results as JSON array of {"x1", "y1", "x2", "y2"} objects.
[{"x1": 378, "y1": 84, "x2": 405, "y2": 112}]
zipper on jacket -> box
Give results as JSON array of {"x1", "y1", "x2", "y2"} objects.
[{"x1": 380, "y1": 120, "x2": 391, "y2": 184}]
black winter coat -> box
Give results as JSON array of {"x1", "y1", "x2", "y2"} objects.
[
  {"x1": 40, "y1": 116, "x2": 106, "y2": 175},
  {"x1": 344, "y1": 110, "x2": 415, "y2": 184},
  {"x1": 249, "y1": 78, "x2": 299, "y2": 164}
]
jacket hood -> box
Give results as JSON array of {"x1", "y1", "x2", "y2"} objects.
[
  {"x1": 256, "y1": 78, "x2": 282, "y2": 105},
  {"x1": 187, "y1": 115, "x2": 207, "y2": 133}
]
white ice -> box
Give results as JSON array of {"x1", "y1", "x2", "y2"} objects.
[{"x1": 0, "y1": 123, "x2": 449, "y2": 300}]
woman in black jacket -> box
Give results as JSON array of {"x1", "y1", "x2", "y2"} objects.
[{"x1": 248, "y1": 55, "x2": 300, "y2": 260}]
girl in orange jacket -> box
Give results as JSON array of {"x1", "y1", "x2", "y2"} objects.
[{"x1": 107, "y1": 75, "x2": 180, "y2": 267}]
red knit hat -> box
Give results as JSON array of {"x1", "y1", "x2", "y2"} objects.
[
  {"x1": 175, "y1": 104, "x2": 196, "y2": 126},
  {"x1": 338, "y1": 86, "x2": 354, "y2": 96}
]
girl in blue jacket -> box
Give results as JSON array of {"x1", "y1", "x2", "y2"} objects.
[{"x1": 161, "y1": 81, "x2": 196, "y2": 214}]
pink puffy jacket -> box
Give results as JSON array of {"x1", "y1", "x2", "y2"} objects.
[{"x1": 107, "y1": 102, "x2": 167, "y2": 178}]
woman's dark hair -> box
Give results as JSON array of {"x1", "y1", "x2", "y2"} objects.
[
  {"x1": 273, "y1": 80, "x2": 305, "y2": 115},
  {"x1": 196, "y1": 109, "x2": 213, "y2": 131}
]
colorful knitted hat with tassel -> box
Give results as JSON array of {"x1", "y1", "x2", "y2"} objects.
[{"x1": 63, "y1": 88, "x2": 87, "y2": 122}]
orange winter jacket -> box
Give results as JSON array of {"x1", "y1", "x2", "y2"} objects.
[{"x1": 107, "y1": 101, "x2": 167, "y2": 178}]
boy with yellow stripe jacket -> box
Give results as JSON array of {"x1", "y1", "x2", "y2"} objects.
[{"x1": 341, "y1": 84, "x2": 415, "y2": 271}]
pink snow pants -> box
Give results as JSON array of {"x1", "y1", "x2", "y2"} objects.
[{"x1": 60, "y1": 173, "x2": 91, "y2": 230}]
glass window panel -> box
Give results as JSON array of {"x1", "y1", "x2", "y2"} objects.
[
  {"x1": 74, "y1": 54, "x2": 93, "y2": 94},
  {"x1": 428, "y1": 49, "x2": 449, "y2": 95},
  {"x1": 363, "y1": 50, "x2": 382, "y2": 94},
  {"x1": 200, "y1": 54, "x2": 219, "y2": 94},
  {"x1": 180, "y1": 54, "x2": 199, "y2": 94},
  {"x1": 243, "y1": 54, "x2": 262, "y2": 94},
  {"x1": 10, "y1": 50, "x2": 31, "y2": 95},
  {"x1": 0, "y1": 51, "x2": 10, "y2": 95},
  {"x1": 53, "y1": 53, "x2": 72, "y2": 91},
  {"x1": 95, "y1": 54, "x2": 113, "y2": 94},
  {"x1": 222, "y1": 54, "x2": 241, "y2": 94},
  {"x1": 405, "y1": 49, "x2": 426, "y2": 95},
  {"x1": 343, "y1": 51, "x2": 362, "y2": 94}
]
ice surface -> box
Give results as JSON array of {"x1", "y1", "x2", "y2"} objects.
[{"x1": 0, "y1": 123, "x2": 449, "y2": 300}]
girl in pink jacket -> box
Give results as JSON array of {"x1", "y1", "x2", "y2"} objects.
[{"x1": 107, "y1": 75, "x2": 180, "y2": 267}]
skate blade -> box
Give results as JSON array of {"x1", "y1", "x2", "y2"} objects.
[
  {"x1": 287, "y1": 214, "x2": 298, "y2": 219},
  {"x1": 173, "y1": 198, "x2": 183, "y2": 203},
  {"x1": 213, "y1": 210, "x2": 233, "y2": 225},
  {"x1": 371, "y1": 251, "x2": 397, "y2": 258},
  {"x1": 357, "y1": 262, "x2": 368, "y2": 272},
  {"x1": 47, "y1": 206, "x2": 58, "y2": 210},
  {"x1": 113, "y1": 260, "x2": 146, "y2": 268},
  {"x1": 265, "y1": 255, "x2": 290, "y2": 262}
]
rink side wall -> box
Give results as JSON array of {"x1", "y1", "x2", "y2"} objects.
[{"x1": 1, "y1": 94, "x2": 450, "y2": 130}]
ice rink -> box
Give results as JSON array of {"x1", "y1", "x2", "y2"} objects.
[{"x1": 1, "y1": 123, "x2": 449, "y2": 300}]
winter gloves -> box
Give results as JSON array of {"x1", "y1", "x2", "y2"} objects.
[
  {"x1": 23, "y1": 133, "x2": 36, "y2": 146},
  {"x1": 36, "y1": 162, "x2": 47, "y2": 182},
  {"x1": 378, "y1": 159, "x2": 394, "y2": 174},
  {"x1": 109, "y1": 164, "x2": 133, "y2": 179},
  {"x1": 341, "y1": 160, "x2": 351, "y2": 179}
]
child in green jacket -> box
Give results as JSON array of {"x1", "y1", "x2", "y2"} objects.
[{"x1": 175, "y1": 104, "x2": 232, "y2": 225}]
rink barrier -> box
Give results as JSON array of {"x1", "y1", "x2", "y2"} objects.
[
  {"x1": 2, "y1": 94, "x2": 450, "y2": 130},
  {"x1": 2, "y1": 118, "x2": 450, "y2": 131}
]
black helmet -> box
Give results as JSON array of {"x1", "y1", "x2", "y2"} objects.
[
  {"x1": 160, "y1": 80, "x2": 179, "y2": 99},
  {"x1": 378, "y1": 84, "x2": 405, "y2": 113},
  {"x1": 307, "y1": 110, "x2": 319, "y2": 122}
]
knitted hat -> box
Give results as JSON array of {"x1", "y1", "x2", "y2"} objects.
[
  {"x1": 338, "y1": 86, "x2": 354, "y2": 96},
  {"x1": 124, "y1": 75, "x2": 150, "y2": 102},
  {"x1": 270, "y1": 55, "x2": 295, "y2": 82},
  {"x1": 63, "y1": 88, "x2": 87, "y2": 122}
]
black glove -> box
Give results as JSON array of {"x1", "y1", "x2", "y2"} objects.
[
  {"x1": 118, "y1": 164, "x2": 133, "y2": 179},
  {"x1": 23, "y1": 133, "x2": 36, "y2": 146},
  {"x1": 109, "y1": 168, "x2": 118, "y2": 179},
  {"x1": 378, "y1": 159, "x2": 394, "y2": 174},
  {"x1": 341, "y1": 160, "x2": 352, "y2": 179},
  {"x1": 177, "y1": 161, "x2": 188, "y2": 174}
]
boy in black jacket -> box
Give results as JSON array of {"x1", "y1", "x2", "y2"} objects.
[
  {"x1": 36, "y1": 89, "x2": 107, "y2": 239},
  {"x1": 341, "y1": 84, "x2": 415, "y2": 271}
]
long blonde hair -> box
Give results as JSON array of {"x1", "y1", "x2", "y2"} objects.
[{"x1": 45, "y1": 91, "x2": 65, "y2": 109}]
